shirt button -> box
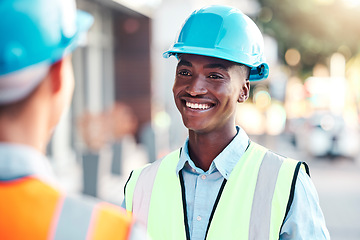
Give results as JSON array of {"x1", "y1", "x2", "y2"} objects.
[
  {"x1": 191, "y1": 168, "x2": 196, "y2": 173},
  {"x1": 197, "y1": 216, "x2": 202, "y2": 221},
  {"x1": 201, "y1": 175, "x2": 206, "y2": 180}
]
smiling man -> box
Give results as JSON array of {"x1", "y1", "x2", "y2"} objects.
[{"x1": 123, "y1": 5, "x2": 330, "y2": 240}]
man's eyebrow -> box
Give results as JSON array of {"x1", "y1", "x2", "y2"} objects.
[
  {"x1": 204, "y1": 63, "x2": 228, "y2": 71},
  {"x1": 177, "y1": 60, "x2": 228, "y2": 71},
  {"x1": 177, "y1": 59, "x2": 192, "y2": 67}
]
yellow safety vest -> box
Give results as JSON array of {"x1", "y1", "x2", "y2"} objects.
[{"x1": 125, "y1": 142, "x2": 306, "y2": 240}]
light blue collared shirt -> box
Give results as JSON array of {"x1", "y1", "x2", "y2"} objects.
[
  {"x1": 0, "y1": 143, "x2": 58, "y2": 185},
  {"x1": 175, "y1": 126, "x2": 330, "y2": 240}
]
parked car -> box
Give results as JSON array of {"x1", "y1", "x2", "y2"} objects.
[{"x1": 289, "y1": 111, "x2": 360, "y2": 159}]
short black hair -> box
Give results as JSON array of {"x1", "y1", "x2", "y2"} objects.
[{"x1": 233, "y1": 63, "x2": 250, "y2": 80}]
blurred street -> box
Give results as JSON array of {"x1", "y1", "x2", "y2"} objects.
[
  {"x1": 252, "y1": 134, "x2": 360, "y2": 240},
  {"x1": 311, "y1": 158, "x2": 360, "y2": 240}
]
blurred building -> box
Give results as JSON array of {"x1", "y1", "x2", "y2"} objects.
[{"x1": 48, "y1": 0, "x2": 154, "y2": 200}]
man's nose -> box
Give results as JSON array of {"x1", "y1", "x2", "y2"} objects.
[{"x1": 185, "y1": 75, "x2": 207, "y2": 96}]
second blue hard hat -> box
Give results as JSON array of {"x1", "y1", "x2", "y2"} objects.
[
  {"x1": 163, "y1": 5, "x2": 269, "y2": 81},
  {"x1": 0, "y1": 0, "x2": 94, "y2": 76}
]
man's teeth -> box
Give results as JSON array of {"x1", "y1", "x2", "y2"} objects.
[{"x1": 186, "y1": 102, "x2": 211, "y2": 110}]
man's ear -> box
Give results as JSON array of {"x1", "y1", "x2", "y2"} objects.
[
  {"x1": 48, "y1": 59, "x2": 65, "y2": 94},
  {"x1": 238, "y1": 80, "x2": 250, "y2": 103}
]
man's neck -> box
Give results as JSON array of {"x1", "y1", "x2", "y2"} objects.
[
  {"x1": 187, "y1": 127, "x2": 237, "y2": 171},
  {"x1": 0, "y1": 107, "x2": 49, "y2": 153}
]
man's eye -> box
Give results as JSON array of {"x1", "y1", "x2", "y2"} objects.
[
  {"x1": 208, "y1": 74, "x2": 223, "y2": 79},
  {"x1": 177, "y1": 70, "x2": 191, "y2": 76}
]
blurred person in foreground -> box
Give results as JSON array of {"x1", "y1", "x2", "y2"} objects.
[
  {"x1": 0, "y1": 0, "x2": 144, "y2": 239},
  {"x1": 123, "y1": 5, "x2": 330, "y2": 240}
]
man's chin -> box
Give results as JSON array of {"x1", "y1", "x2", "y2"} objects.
[{"x1": 184, "y1": 123, "x2": 209, "y2": 134}]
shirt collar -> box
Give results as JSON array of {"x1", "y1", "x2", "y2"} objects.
[
  {"x1": 176, "y1": 126, "x2": 250, "y2": 179},
  {"x1": 0, "y1": 143, "x2": 58, "y2": 186}
]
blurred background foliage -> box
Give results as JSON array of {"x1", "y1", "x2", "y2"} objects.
[{"x1": 256, "y1": 0, "x2": 360, "y2": 78}]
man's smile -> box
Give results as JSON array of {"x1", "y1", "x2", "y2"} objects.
[
  {"x1": 185, "y1": 101, "x2": 212, "y2": 110},
  {"x1": 180, "y1": 97, "x2": 216, "y2": 112}
]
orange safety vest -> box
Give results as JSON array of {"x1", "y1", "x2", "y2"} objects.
[{"x1": 0, "y1": 176, "x2": 133, "y2": 240}]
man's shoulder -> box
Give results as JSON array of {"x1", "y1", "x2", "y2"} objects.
[
  {"x1": 134, "y1": 148, "x2": 181, "y2": 173},
  {"x1": 126, "y1": 148, "x2": 182, "y2": 188},
  {"x1": 66, "y1": 194, "x2": 132, "y2": 223}
]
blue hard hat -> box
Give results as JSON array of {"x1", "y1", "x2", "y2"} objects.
[
  {"x1": 163, "y1": 5, "x2": 269, "y2": 81},
  {"x1": 0, "y1": 0, "x2": 94, "y2": 76}
]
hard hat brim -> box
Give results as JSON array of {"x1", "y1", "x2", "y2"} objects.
[
  {"x1": 48, "y1": 9, "x2": 94, "y2": 65},
  {"x1": 76, "y1": 10, "x2": 94, "y2": 40},
  {"x1": 163, "y1": 47, "x2": 269, "y2": 81},
  {"x1": 61, "y1": 10, "x2": 94, "y2": 59}
]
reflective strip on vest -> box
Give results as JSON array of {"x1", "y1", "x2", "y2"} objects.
[
  {"x1": 125, "y1": 142, "x2": 300, "y2": 240},
  {"x1": 51, "y1": 195, "x2": 133, "y2": 240},
  {"x1": 132, "y1": 161, "x2": 161, "y2": 229},
  {"x1": 250, "y1": 150, "x2": 298, "y2": 239},
  {"x1": 249, "y1": 150, "x2": 283, "y2": 239},
  {"x1": 126, "y1": 150, "x2": 186, "y2": 239},
  {"x1": 51, "y1": 195, "x2": 134, "y2": 240},
  {"x1": 50, "y1": 195, "x2": 98, "y2": 240},
  {"x1": 125, "y1": 164, "x2": 149, "y2": 213}
]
